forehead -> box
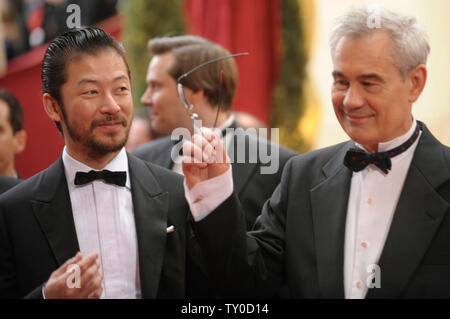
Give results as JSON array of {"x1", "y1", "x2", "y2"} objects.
[
  {"x1": 147, "y1": 52, "x2": 175, "y2": 80},
  {"x1": 64, "y1": 49, "x2": 130, "y2": 84},
  {"x1": 332, "y1": 31, "x2": 397, "y2": 75}
]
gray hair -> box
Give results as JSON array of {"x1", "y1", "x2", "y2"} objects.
[{"x1": 329, "y1": 6, "x2": 430, "y2": 78}]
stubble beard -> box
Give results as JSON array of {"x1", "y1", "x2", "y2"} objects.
[{"x1": 62, "y1": 109, "x2": 130, "y2": 156}]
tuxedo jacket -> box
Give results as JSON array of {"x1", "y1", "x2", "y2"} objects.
[
  {"x1": 195, "y1": 123, "x2": 450, "y2": 298},
  {"x1": 0, "y1": 176, "x2": 21, "y2": 195},
  {"x1": 133, "y1": 126, "x2": 297, "y2": 230},
  {"x1": 0, "y1": 154, "x2": 196, "y2": 299}
]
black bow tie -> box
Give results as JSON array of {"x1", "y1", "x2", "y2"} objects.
[
  {"x1": 74, "y1": 170, "x2": 127, "y2": 187},
  {"x1": 344, "y1": 122, "x2": 422, "y2": 174}
]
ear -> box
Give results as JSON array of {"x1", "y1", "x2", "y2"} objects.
[
  {"x1": 43, "y1": 93, "x2": 63, "y2": 123},
  {"x1": 13, "y1": 129, "x2": 27, "y2": 154},
  {"x1": 189, "y1": 89, "x2": 205, "y2": 105},
  {"x1": 408, "y1": 64, "x2": 427, "y2": 103},
  {"x1": 188, "y1": 89, "x2": 211, "y2": 114}
]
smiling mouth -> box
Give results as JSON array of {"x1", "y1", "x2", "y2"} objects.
[
  {"x1": 92, "y1": 119, "x2": 127, "y2": 134},
  {"x1": 344, "y1": 113, "x2": 375, "y2": 120},
  {"x1": 98, "y1": 121, "x2": 122, "y2": 126}
]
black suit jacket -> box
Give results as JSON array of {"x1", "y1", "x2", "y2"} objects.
[
  {"x1": 0, "y1": 154, "x2": 195, "y2": 299},
  {"x1": 195, "y1": 123, "x2": 450, "y2": 298},
  {"x1": 0, "y1": 176, "x2": 21, "y2": 195},
  {"x1": 133, "y1": 126, "x2": 297, "y2": 230}
]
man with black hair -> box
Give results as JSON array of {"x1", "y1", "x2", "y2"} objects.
[
  {"x1": 0, "y1": 90, "x2": 27, "y2": 178},
  {"x1": 0, "y1": 28, "x2": 197, "y2": 299}
]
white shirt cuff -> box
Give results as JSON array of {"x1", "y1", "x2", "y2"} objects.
[
  {"x1": 184, "y1": 166, "x2": 233, "y2": 221},
  {"x1": 42, "y1": 283, "x2": 47, "y2": 299}
]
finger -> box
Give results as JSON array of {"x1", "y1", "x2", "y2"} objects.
[
  {"x1": 54, "y1": 252, "x2": 83, "y2": 277},
  {"x1": 79, "y1": 259, "x2": 101, "y2": 291},
  {"x1": 207, "y1": 131, "x2": 229, "y2": 164},
  {"x1": 80, "y1": 269, "x2": 103, "y2": 299},
  {"x1": 192, "y1": 134, "x2": 216, "y2": 163},
  {"x1": 76, "y1": 252, "x2": 99, "y2": 274},
  {"x1": 88, "y1": 286, "x2": 103, "y2": 299},
  {"x1": 182, "y1": 140, "x2": 210, "y2": 165},
  {"x1": 199, "y1": 127, "x2": 217, "y2": 141},
  {"x1": 197, "y1": 128, "x2": 227, "y2": 162}
]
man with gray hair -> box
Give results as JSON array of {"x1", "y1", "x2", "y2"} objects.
[{"x1": 180, "y1": 6, "x2": 450, "y2": 298}]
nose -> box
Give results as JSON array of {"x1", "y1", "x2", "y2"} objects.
[
  {"x1": 100, "y1": 92, "x2": 121, "y2": 114},
  {"x1": 343, "y1": 85, "x2": 365, "y2": 110},
  {"x1": 140, "y1": 87, "x2": 152, "y2": 107}
]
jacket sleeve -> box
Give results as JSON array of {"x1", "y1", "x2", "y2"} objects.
[
  {"x1": 0, "y1": 204, "x2": 20, "y2": 299},
  {"x1": 193, "y1": 158, "x2": 294, "y2": 298}
]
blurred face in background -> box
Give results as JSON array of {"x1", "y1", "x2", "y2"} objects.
[
  {"x1": 141, "y1": 52, "x2": 192, "y2": 136},
  {"x1": 126, "y1": 116, "x2": 152, "y2": 152},
  {"x1": 0, "y1": 100, "x2": 26, "y2": 177}
]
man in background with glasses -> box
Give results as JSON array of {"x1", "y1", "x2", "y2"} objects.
[{"x1": 134, "y1": 35, "x2": 297, "y2": 231}]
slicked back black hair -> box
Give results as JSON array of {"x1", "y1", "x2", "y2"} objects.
[{"x1": 41, "y1": 27, "x2": 130, "y2": 133}]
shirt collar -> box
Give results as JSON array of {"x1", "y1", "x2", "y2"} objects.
[
  {"x1": 62, "y1": 147, "x2": 131, "y2": 189},
  {"x1": 356, "y1": 116, "x2": 418, "y2": 153}
]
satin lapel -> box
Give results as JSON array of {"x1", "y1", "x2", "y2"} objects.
[
  {"x1": 367, "y1": 125, "x2": 450, "y2": 298},
  {"x1": 128, "y1": 155, "x2": 168, "y2": 299},
  {"x1": 31, "y1": 158, "x2": 79, "y2": 266},
  {"x1": 310, "y1": 143, "x2": 353, "y2": 298}
]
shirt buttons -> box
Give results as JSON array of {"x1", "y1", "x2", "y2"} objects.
[
  {"x1": 367, "y1": 197, "x2": 372, "y2": 204},
  {"x1": 361, "y1": 241, "x2": 369, "y2": 248},
  {"x1": 356, "y1": 281, "x2": 363, "y2": 289}
]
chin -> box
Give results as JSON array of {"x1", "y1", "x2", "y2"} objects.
[
  {"x1": 89, "y1": 135, "x2": 128, "y2": 154},
  {"x1": 153, "y1": 125, "x2": 169, "y2": 136}
]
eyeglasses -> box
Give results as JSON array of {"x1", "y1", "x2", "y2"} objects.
[{"x1": 176, "y1": 52, "x2": 248, "y2": 133}]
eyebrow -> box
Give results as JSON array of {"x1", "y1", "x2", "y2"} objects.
[
  {"x1": 332, "y1": 71, "x2": 345, "y2": 78},
  {"x1": 332, "y1": 71, "x2": 384, "y2": 82},
  {"x1": 77, "y1": 75, "x2": 129, "y2": 86},
  {"x1": 357, "y1": 73, "x2": 384, "y2": 82}
]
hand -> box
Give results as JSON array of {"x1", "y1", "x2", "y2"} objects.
[
  {"x1": 44, "y1": 252, "x2": 103, "y2": 299},
  {"x1": 182, "y1": 128, "x2": 230, "y2": 189}
]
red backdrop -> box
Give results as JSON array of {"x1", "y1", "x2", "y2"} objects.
[{"x1": 184, "y1": 0, "x2": 281, "y2": 124}]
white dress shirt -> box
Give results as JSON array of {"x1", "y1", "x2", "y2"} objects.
[
  {"x1": 62, "y1": 147, "x2": 141, "y2": 299},
  {"x1": 344, "y1": 119, "x2": 421, "y2": 298}
]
